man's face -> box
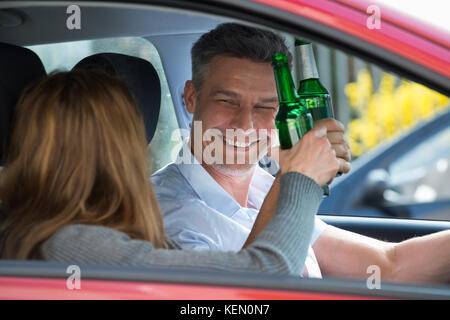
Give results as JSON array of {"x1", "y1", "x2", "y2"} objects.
[{"x1": 185, "y1": 56, "x2": 279, "y2": 174}]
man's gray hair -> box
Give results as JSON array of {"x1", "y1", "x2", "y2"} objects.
[{"x1": 191, "y1": 23, "x2": 292, "y2": 92}]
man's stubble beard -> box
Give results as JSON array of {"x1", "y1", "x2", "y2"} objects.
[{"x1": 212, "y1": 163, "x2": 257, "y2": 176}]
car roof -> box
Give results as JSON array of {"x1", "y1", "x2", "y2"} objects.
[
  {"x1": 1, "y1": 0, "x2": 447, "y2": 96},
  {"x1": 332, "y1": 0, "x2": 449, "y2": 48},
  {"x1": 247, "y1": 0, "x2": 449, "y2": 79},
  {"x1": 0, "y1": 4, "x2": 226, "y2": 46}
]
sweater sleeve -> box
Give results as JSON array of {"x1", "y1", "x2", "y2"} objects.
[{"x1": 42, "y1": 172, "x2": 323, "y2": 275}]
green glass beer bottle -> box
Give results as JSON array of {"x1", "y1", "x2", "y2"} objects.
[
  {"x1": 272, "y1": 52, "x2": 329, "y2": 196},
  {"x1": 272, "y1": 53, "x2": 313, "y2": 150},
  {"x1": 296, "y1": 39, "x2": 340, "y2": 187},
  {"x1": 295, "y1": 39, "x2": 335, "y2": 121}
]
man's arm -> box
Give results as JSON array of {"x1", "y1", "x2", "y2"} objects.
[
  {"x1": 313, "y1": 225, "x2": 450, "y2": 284},
  {"x1": 244, "y1": 120, "x2": 351, "y2": 248},
  {"x1": 243, "y1": 174, "x2": 280, "y2": 248}
]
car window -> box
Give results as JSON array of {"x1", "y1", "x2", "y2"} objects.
[
  {"x1": 17, "y1": 27, "x2": 450, "y2": 224},
  {"x1": 1, "y1": 1, "x2": 450, "y2": 297},
  {"x1": 388, "y1": 126, "x2": 450, "y2": 204},
  {"x1": 26, "y1": 37, "x2": 182, "y2": 173},
  {"x1": 306, "y1": 41, "x2": 450, "y2": 221}
]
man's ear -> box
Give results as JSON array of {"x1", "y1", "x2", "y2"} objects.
[{"x1": 184, "y1": 80, "x2": 197, "y2": 114}]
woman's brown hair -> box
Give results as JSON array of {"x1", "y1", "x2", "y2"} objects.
[{"x1": 0, "y1": 70, "x2": 168, "y2": 259}]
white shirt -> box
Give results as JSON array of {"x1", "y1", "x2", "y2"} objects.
[{"x1": 151, "y1": 142, "x2": 327, "y2": 278}]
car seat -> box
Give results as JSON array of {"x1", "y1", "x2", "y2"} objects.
[
  {"x1": 0, "y1": 42, "x2": 46, "y2": 165},
  {"x1": 0, "y1": 42, "x2": 46, "y2": 250},
  {"x1": 73, "y1": 53, "x2": 162, "y2": 144}
]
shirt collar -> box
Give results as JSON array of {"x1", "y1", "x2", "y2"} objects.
[
  {"x1": 248, "y1": 165, "x2": 275, "y2": 209},
  {"x1": 175, "y1": 139, "x2": 275, "y2": 217}
]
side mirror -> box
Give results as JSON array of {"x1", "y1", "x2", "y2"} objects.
[{"x1": 361, "y1": 169, "x2": 410, "y2": 217}]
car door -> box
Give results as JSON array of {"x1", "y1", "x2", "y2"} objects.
[{"x1": 0, "y1": 0, "x2": 448, "y2": 300}]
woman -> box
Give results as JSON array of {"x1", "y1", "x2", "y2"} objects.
[{"x1": 0, "y1": 70, "x2": 339, "y2": 274}]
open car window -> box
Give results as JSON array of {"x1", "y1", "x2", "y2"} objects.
[{"x1": 306, "y1": 44, "x2": 450, "y2": 221}]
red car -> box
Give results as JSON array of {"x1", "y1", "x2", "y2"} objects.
[{"x1": 0, "y1": 0, "x2": 449, "y2": 301}]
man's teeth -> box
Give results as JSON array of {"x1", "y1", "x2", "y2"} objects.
[{"x1": 223, "y1": 137, "x2": 255, "y2": 148}]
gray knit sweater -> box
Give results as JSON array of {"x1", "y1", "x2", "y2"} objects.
[{"x1": 42, "y1": 172, "x2": 323, "y2": 275}]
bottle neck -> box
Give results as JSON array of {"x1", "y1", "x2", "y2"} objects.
[
  {"x1": 273, "y1": 61, "x2": 297, "y2": 105},
  {"x1": 296, "y1": 43, "x2": 319, "y2": 80}
]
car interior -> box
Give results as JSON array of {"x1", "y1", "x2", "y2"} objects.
[{"x1": 0, "y1": 2, "x2": 449, "y2": 298}]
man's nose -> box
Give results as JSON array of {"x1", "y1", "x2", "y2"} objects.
[{"x1": 230, "y1": 107, "x2": 254, "y2": 131}]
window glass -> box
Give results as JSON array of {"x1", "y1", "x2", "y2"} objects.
[
  {"x1": 26, "y1": 37, "x2": 181, "y2": 173},
  {"x1": 303, "y1": 40, "x2": 450, "y2": 221},
  {"x1": 19, "y1": 30, "x2": 450, "y2": 222},
  {"x1": 388, "y1": 126, "x2": 450, "y2": 203}
]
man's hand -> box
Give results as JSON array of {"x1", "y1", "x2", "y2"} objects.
[
  {"x1": 314, "y1": 118, "x2": 351, "y2": 175},
  {"x1": 279, "y1": 126, "x2": 340, "y2": 187}
]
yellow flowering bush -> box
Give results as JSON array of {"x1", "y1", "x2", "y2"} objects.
[{"x1": 345, "y1": 69, "x2": 449, "y2": 158}]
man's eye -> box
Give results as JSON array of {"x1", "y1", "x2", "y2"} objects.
[
  {"x1": 218, "y1": 99, "x2": 237, "y2": 106},
  {"x1": 256, "y1": 106, "x2": 276, "y2": 111}
]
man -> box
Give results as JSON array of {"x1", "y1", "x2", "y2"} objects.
[{"x1": 151, "y1": 23, "x2": 450, "y2": 283}]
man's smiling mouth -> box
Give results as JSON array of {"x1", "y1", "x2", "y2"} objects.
[{"x1": 222, "y1": 136, "x2": 259, "y2": 148}]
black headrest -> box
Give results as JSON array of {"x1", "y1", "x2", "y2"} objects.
[
  {"x1": 73, "y1": 53, "x2": 161, "y2": 144},
  {"x1": 0, "y1": 42, "x2": 46, "y2": 164}
]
